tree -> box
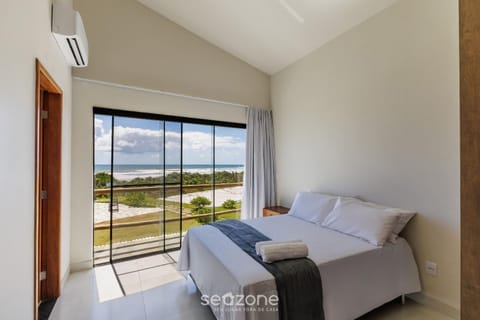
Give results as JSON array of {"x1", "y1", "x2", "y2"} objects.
[
  {"x1": 95, "y1": 172, "x2": 112, "y2": 188},
  {"x1": 190, "y1": 196, "x2": 211, "y2": 212},
  {"x1": 190, "y1": 196, "x2": 212, "y2": 223},
  {"x1": 222, "y1": 199, "x2": 237, "y2": 209}
]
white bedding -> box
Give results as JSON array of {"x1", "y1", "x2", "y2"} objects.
[{"x1": 178, "y1": 215, "x2": 421, "y2": 320}]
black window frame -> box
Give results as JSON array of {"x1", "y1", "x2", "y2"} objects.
[{"x1": 92, "y1": 106, "x2": 246, "y2": 265}]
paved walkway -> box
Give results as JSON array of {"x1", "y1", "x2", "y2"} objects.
[
  {"x1": 95, "y1": 203, "x2": 163, "y2": 223},
  {"x1": 94, "y1": 186, "x2": 242, "y2": 223}
]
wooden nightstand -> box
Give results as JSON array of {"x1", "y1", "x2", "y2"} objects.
[{"x1": 263, "y1": 206, "x2": 290, "y2": 217}]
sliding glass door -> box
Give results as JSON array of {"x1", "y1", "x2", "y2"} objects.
[
  {"x1": 182, "y1": 124, "x2": 214, "y2": 227},
  {"x1": 93, "y1": 108, "x2": 246, "y2": 265},
  {"x1": 164, "y1": 122, "x2": 182, "y2": 251},
  {"x1": 111, "y1": 117, "x2": 164, "y2": 262},
  {"x1": 214, "y1": 126, "x2": 246, "y2": 221}
]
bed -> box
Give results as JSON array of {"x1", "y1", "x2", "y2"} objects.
[{"x1": 178, "y1": 214, "x2": 421, "y2": 320}]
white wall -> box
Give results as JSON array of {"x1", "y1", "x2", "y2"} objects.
[
  {"x1": 70, "y1": 0, "x2": 272, "y2": 268},
  {"x1": 73, "y1": 0, "x2": 270, "y2": 108},
  {"x1": 0, "y1": 0, "x2": 72, "y2": 318},
  {"x1": 271, "y1": 0, "x2": 459, "y2": 313},
  {"x1": 70, "y1": 78, "x2": 247, "y2": 269}
]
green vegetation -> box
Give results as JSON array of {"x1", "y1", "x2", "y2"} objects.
[
  {"x1": 222, "y1": 199, "x2": 237, "y2": 209},
  {"x1": 190, "y1": 196, "x2": 211, "y2": 212},
  {"x1": 95, "y1": 192, "x2": 159, "y2": 208},
  {"x1": 94, "y1": 211, "x2": 198, "y2": 246},
  {"x1": 190, "y1": 196, "x2": 212, "y2": 223},
  {"x1": 216, "y1": 212, "x2": 240, "y2": 222},
  {"x1": 95, "y1": 170, "x2": 243, "y2": 189},
  {"x1": 93, "y1": 171, "x2": 243, "y2": 247},
  {"x1": 93, "y1": 209, "x2": 240, "y2": 246},
  {"x1": 123, "y1": 192, "x2": 158, "y2": 207},
  {"x1": 95, "y1": 170, "x2": 243, "y2": 208},
  {"x1": 95, "y1": 172, "x2": 114, "y2": 188}
]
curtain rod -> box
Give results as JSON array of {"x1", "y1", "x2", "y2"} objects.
[{"x1": 73, "y1": 77, "x2": 249, "y2": 109}]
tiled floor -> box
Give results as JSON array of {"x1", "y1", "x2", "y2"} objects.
[
  {"x1": 358, "y1": 301, "x2": 454, "y2": 320},
  {"x1": 113, "y1": 252, "x2": 183, "y2": 295},
  {"x1": 50, "y1": 258, "x2": 214, "y2": 320},
  {"x1": 50, "y1": 253, "x2": 455, "y2": 320}
]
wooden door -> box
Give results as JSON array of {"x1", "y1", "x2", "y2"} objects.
[
  {"x1": 34, "y1": 60, "x2": 63, "y2": 319},
  {"x1": 38, "y1": 89, "x2": 46, "y2": 302}
]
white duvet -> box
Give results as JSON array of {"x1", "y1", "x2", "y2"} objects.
[{"x1": 179, "y1": 215, "x2": 421, "y2": 320}]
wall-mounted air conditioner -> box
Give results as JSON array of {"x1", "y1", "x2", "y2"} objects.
[{"x1": 51, "y1": 3, "x2": 89, "y2": 67}]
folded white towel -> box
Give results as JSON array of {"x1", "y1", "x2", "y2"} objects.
[
  {"x1": 259, "y1": 242, "x2": 309, "y2": 263},
  {"x1": 255, "y1": 239, "x2": 302, "y2": 255}
]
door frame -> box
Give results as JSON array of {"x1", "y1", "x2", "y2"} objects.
[
  {"x1": 460, "y1": 0, "x2": 480, "y2": 318},
  {"x1": 34, "y1": 59, "x2": 63, "y2": 320}
]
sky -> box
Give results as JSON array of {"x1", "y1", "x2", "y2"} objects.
[{"x1": 94, "y1": 115, "x2": 246, "y2": 165}]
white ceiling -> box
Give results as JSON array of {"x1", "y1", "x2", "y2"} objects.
[{"x1": 138, "y1": 0, "x2": 398, "y2": 75}]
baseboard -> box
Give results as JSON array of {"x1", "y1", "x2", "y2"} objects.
[
  {"x1": 408, "y1": 292, "x2": 460, "y2": 319},
  {"x1": 60, "y1": 265, "x2": 70, "y2": 290},
  {"x1": 70, "y1": 259, "x2": 93, "y2": 272}
]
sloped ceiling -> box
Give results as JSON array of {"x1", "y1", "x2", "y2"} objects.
[{"x1": 138, "y1": 0, "x2": 398, "y2": 75}]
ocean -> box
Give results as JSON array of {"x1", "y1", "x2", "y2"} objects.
[{"x1": 95, "y1": 164, "x2": 244, "y2": 181}]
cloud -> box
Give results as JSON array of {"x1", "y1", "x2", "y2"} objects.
[
  {"x1": 215, "y1": 135, "x2": 245, "y2": 149},
  {"x1": 94, "y1": 118, "x2": 112, "y2": 152},
  {"x1": 95, "y1": 118, "x2": 104, "y2": 136},
  {"x1": 94, "y1": 120, "x2": 245, "y2": 164},
  {"x1": 112, "y1": 126, "x2": 163, "y2": 153}
]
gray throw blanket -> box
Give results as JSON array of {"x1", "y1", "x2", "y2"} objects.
[{"x1": 210, "y1": 219, "x2": 325, "y2": 320}]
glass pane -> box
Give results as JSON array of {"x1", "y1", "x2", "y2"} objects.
[
  {"x1": 93, "y1": 114, "x2": 113, "y2": 265},
  {"x1": 164, "y1": 122, "x2": 182, "y2": 250},
  {"x1": 111, "y1": 117, "x2": 164, "y2": 261},
  {"x1": 93, "y1": 110, "x2": 246, "y2": 265},
  {"x1": 181, "y1": 124, "x2": 214, "y2": 229},
  {"x1": 214, "y1": 126, "x2": 246, "y2": 221}
]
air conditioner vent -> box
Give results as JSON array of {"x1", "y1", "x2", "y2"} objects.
[
  {"x1": 66, "y1": 37, "x2": 86, "y2": 67},
  {"x1": 52, "y1": 4, "x2": 89, "y2": 68}
]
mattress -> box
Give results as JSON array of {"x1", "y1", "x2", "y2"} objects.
[{"x1": 178, "y1": 215, "x2": 421, "y2": 320}]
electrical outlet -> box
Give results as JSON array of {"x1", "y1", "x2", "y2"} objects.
[{"x1": 425, "y1": 261, "x2": 438, "y2": 276}]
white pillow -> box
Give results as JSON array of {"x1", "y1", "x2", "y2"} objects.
[
  {"x1": 288, "y1": 192, "x2": 338, "y2": 224},
  {"x1": 347, "y1": 199, "x2": 416, "y2": 243},
  {"x1": 389, "y1": 211, "x2": 416, "y2": 242},
  {"x1": 321, "y1": 198, "x2": 399, "y2": 246}
]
